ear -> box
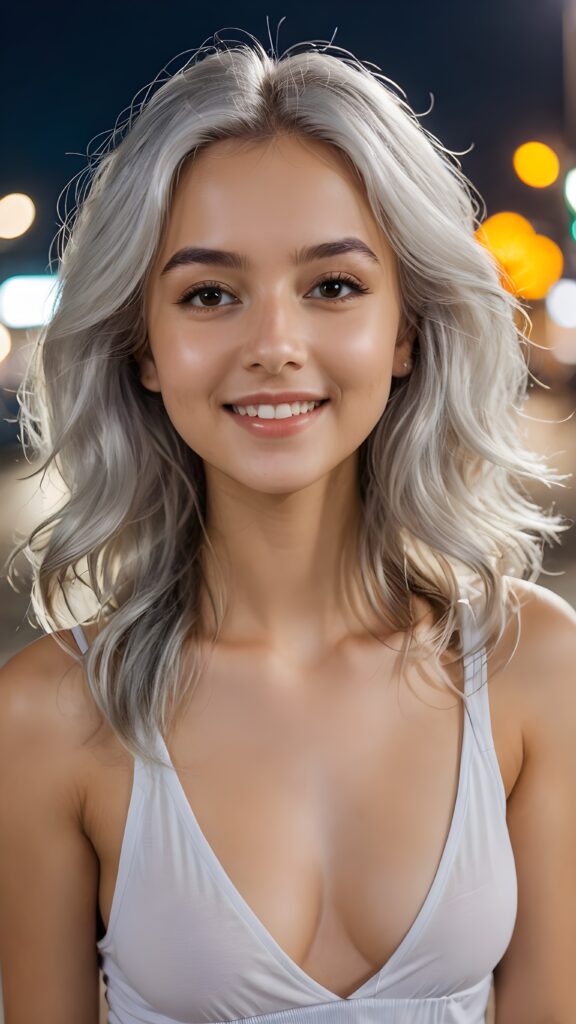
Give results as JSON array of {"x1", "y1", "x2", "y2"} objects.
[
  {"x1": 393, "y1": 320, "x2": 418, "y2": 378},
  {"x1": 136, "y1": 342, "x2": 162, "y2": 393}
]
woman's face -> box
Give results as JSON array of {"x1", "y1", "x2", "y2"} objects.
[{"x1": 142, "y1": 134, "x2": 413, "y2": 495}]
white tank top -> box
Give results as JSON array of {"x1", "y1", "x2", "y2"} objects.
[{"x1": 69, "y1": 598, "x2": 517, "y2": 1024}]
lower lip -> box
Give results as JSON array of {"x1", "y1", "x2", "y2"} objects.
[{"x1": 223, "y1": 401, "x2": 329, "y2": 437}]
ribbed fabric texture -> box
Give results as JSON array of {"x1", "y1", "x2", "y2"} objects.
[{"x1": 69, "y1": 597, "x2": 517, "y2": 1024}]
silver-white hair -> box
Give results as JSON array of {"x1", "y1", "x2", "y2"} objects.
[{"x1": 6, "y1": 29, "x2": 571, "y2": 766}]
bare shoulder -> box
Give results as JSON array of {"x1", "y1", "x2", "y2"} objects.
[
  {"x1": 0, "y1": 627, "x2": 103, "y2": 724},
  {"x1": 500, "y1": 575, "x2": 576, "y2": 740},
  {"x1": 0, "y1": 629, "x2": 107, "y2": 799},
  {"x1": 0, "y1": 632, "x2": 108, "y2": 1021},
  {"x1": 490, "y1": 578, "x2": 576, "y2": 1018}
]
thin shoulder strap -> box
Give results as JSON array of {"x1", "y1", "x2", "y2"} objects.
[
  {"x1": 67, "y1": 622, "x2": 154, "y2": 777},
  {"x1": 458, "y1": 596, "x2": 493, "y2": 753},
  {"x1": 70, "y1": 624, "x2": 89, "y2": 654}
]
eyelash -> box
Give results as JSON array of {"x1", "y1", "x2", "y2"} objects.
[{"x1": 176, "y1": 272, "x2": 371, "y2": 312}]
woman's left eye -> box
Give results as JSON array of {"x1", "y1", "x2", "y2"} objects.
[{"x1": 176, "y1": 273, "x2": 370, "y2": 312}]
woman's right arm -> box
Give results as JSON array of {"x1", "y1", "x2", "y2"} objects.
[{"x1": 0, "y1": 641, "x2": 100, "y2": 1024}]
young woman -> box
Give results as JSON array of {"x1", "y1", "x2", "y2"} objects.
[{"x1": 1, "y1": 29, "x2": 575, "y2": 1024}]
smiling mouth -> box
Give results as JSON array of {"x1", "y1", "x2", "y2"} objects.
[{"x1": 223, "y1": 399, "x2": 330, "y2": 415}]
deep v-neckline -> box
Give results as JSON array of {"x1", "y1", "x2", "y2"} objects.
[{"x1": 154, "y1": 689, "x2": 473, "y2": 1002}]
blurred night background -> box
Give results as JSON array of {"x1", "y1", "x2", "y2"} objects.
[
  {"x1": 2, "y1": 0, "x2": 575, "y2": 648},
  {"x1": 0, "y1": 1, "x2": 575, "y2": 1016}
]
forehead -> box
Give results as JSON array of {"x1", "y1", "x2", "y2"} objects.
[
  {"x1": 183, "y1": 134, "x2": 358, "y2": 178},
  {"x1": 159, "y1": 135, "x2": 393, "y2": 264},
  {"x1": 176, "y1": 133, "x2": 364, "y2": 196}
]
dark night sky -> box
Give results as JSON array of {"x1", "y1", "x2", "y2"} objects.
[{"x1": 0, "y1": 0, "x2": 566, "y2": 282}]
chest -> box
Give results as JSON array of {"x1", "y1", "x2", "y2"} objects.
[{"x1": 85, "y1": 641, "x2": 522, "y2": 998}]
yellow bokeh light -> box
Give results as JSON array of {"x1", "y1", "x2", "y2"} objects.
[
  {"x1": 0, "y1": 193, "x2": 36, "y2": 239},
  {"x1": 475, "y1": 211, "x2": 563, "y2": 300},
  {"x1": 512, "y1": 141, "x2": 560, "y2": 188},
  {"x1": 475, "y1": 211, "x2": 533, "y2": 253},
  {"x1": 505, "y1": 233, "x2": 563, "y2": 300}
]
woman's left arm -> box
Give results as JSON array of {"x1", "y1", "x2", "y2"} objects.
[{"x1": 493, "y1": 582, "x2": 576, "y2": 1024}]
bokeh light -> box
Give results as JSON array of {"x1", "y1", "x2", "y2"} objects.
[
  {"x1": 475, "y1": 212, "x2": 563, "y2": 299},
  {"x1": 512, "y1": 141, "x2": 559, "y2": 188},
  {"x1": 0, "y1": 322, "x2": 12, "y2": 363},
  {"x1": 0, "y1": 193, "x2": 36, "y2": 239},
  {"x1": 0, "y1": 274, "x2": 59, "y2": 327},
  {"x1": 565, "y1": 168, "x2": 576, "y2": 214},
  {"x1": 546, "y1": 278, "x2": 576, "y2": 328}
]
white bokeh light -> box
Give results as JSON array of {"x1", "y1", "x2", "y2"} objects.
[
  {"x1": 0, "y1": 274, "x2": 60, "y2": 327},
  {"x1": 0, "y1": 192, "x2": 36, "y2": 239},
  {"x1": 545, "y1": 278, "x2": 576, "y2": 328},
  {"x1": 564, "y1": 168, "x2": 576, "y2": 214}
]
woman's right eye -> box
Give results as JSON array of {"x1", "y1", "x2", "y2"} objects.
[{"x1": 176, "y1": 282, "x2": 236, "y2": 312}]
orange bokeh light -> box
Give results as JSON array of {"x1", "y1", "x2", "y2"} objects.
[
  {"x1": 512, "y1": 141, "x2": 560, "y2": 188},
  {"x1": 475, "y1": 212, "x2": 563, "y2": 300}
]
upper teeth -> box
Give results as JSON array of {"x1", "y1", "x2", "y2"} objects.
[{"x1": 232, "y1": 400, "x2": 323, "y2": 419}]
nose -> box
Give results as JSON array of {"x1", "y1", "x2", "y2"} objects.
[{"x1": 239, "y1": 297, "x2": 310, "y2": 373}]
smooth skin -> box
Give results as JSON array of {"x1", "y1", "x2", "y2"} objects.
[
  {"x1": 140, "y1": 134, "x2": 417, "y2": 658},
  {"x1": 0, "y1": 134, "x2": 575, "y2": 1023}
]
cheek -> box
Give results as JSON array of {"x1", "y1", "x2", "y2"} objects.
[
  {"x1": 147, "y1": 335, "x2": 223, "y2": 444},
  {"x1": 329, "y1": 325, "x2": 396, "y2": 444},
  {"x1": 331, "y1": 322, "x2": 395, "y2": 399},
  {"x1": 151, "y1": 328, "x2": 225, "y2": 400}
]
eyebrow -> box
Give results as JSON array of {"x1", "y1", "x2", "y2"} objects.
[{"x1": 160, "y1": 236, "x2": 381, "y2": 276}]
